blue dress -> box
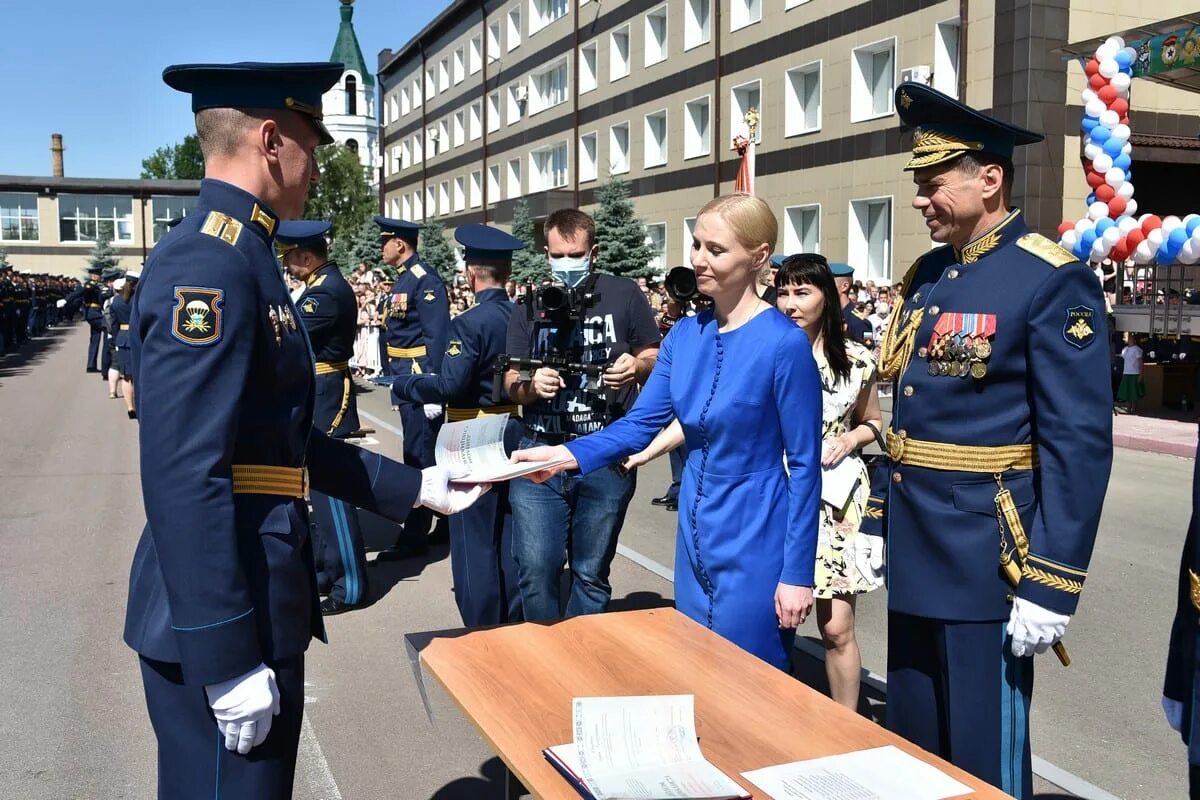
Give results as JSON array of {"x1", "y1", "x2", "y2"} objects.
[{"x1": 567, "y1": 307, "x2": 822, "y2": 669}]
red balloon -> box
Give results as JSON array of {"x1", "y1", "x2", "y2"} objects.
[
  {"x1": 1098, "y1": 85, "x2": 1118, "y2": 104},
  {"x1": 1095, "y1": 184, "x2": 1116, "y2": 202},
  {"x1": 1120, "y1": 115, "x2": 1130, "y2": 125},
  {"x1": 1142, "y1": 214, "x2": 1163, "y2": 233},
  {"x1": 1108, "y1": 197, "x2": 1127, "y2": 217},
  {"x1": 1126, "y1": 228, "x2": 1145, "y2": 248},
  {"x1": 1058, "y1": 221, "x2": 1075, "y2": 236},
  {"x1": 1110, "y1": 98, "x2": 1129, "y2": 116},
  {"x1": 1085, "y1": 58, "x2": 1100, "y2": 76},
  {"x1": 1089, "y1": 73, "x2": 1108, "y2": 90},
  {"x1": 1111, "y1": 240, "x2": 1130, "y2": 262},
  {"x1": 1086, "y1": 170, "x2": 1105, "y2": 188}
]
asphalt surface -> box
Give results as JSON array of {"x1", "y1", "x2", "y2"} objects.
[{"x1": 0, "y1": 323, "x2": 1191, "y2": 799}]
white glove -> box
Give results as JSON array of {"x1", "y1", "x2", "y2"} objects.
[
  {"x1": 423, "y1": 403, "x2": 443, "y2": 421},
  {"x1": 414, "y1": 464, "x2": 489, "y2": 515},
  {"x1": 1006, "y1": 597, "x2": 1071, "y2": 657},
  {"x1": 205, "y1": 663, "x2": 280, "y2": 755},
  {"x1": 854, "y1": 534, "x2": 885, "y2": 587},
  {"x1": 1164, "y1": 696, "x2": 1185, "y2": 732}
]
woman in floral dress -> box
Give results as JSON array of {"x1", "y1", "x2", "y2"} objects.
[{"x1": 775, "y1": 254, "x2": 884, "y2": 709}]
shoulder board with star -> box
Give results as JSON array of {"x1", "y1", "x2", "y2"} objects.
[
  {"x1": 309, "y1": 274, "x2": 328, "y2": 288},
  {"x1": 411, "y1": 264, "x2": 427, "y2": 279},
  {"x1": 1015, "y1": 233, "x2": 1075, "y2": 268}
]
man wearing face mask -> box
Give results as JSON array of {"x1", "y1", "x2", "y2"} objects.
[{"x1": 503, "y1": 208, "x2": 661, "y2": 620}]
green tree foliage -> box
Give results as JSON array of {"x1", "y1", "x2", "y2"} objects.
[
  {"x1": 140, "y1": 135, "x2": 205, "y2": 180},
  {"x1": 593, "y1": 178, "x2": 655, "y2": 278},
  {"x1": 509, "y1": 199, "x2": 548, "y2": 284},
  {"x1": 0, "y1": 248, "x2": 10, "y2": 269},
  {"x1": 88, "y1": 238, "x2": 120, "y2": 273},
  {"x1": 331, "y1": 217, "x2": 383, "y2": 275},
  {"x1": 419, "y1": 221, "x2": 457, "y2": 282},
  {"x1": 303, "y1": 144, "x2": 376, "y2": 242}
]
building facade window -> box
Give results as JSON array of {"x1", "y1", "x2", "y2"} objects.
[
  {"x1": 684, "y1": 96, "x2": 710, "y2": 159},
  {"x1": 59, "y1": 194, "x2": 133, "y2": 243},
  {"x1": 413, "y1": 134, "x2": 423, "y2": 164},
  {"x1": 730, "y1": 0, "x2": 761, "y2": 31},
  {"x1": 345, "y1": 75, "x2": 358, "y2": 115},
  {"x1": 439, "y1": 181, "x2": 450, "y2": 216},
  {"x1": 531, "y1": 141, "x2": 569, "y2": 191},
  {"x1": 682, "y1": 217, "x2": 697, "y2": 264},
  {"x1": 507, "y1": 158, "x2": 522, "y2": 198},
  {"x1": 849, "y1": 197, "x2": 892, "y2": 281},
  {"x1": 454, "y1": 176, "x2": 466, "y2": 212},
  {"x1": 784, "y1": 204, "x2": 820, "y2": 254},
  {"x1": 507, "y1": 83, "x2": 524, "y2": 124},
  {"x1": 438, "y1": 119, "x2": 450, "y2": 153},
  {"x1": 785, "y1": 62, "x2": 821, "y2": 136},
  {"x1": 426, "y1": 67, "x2": 436, "y2": 99},
  {"x1": 454, "y1": 110, "x2": 465, "y2": 148},
  {"x1": 469, "y1": 35, "x2": 483, "y2": 74},
  {"x1": 470, "y1": 170, "x2": 482, "y2": 208},
  {"x1": 531, "y1": 0, "x2": 567, "y2": 33},
  {"x1": 439, "y1": 58, "x2": 450, "y2": 92},
  {"x1": 0, "y1": 192, "x2": 39, "y2": 241},
  {"x1": 645, "y1": 6, "x2": 668, "y2": 66},
  {"x1": 151, "y1": 196, "x2": 196, "y2": 243},
  {"x1": 645, "y1": 222, "x2": 666, "y2": 275},
  {"x1": 933, "y1": 19, "x2": 961, "y2": 98},
  {"x1": 579, "y1": 41, "x2": 598, "y2": 94},
  {"x1": 851, "y1": 38, "x2": 896, "y2": 121},
  {"x1": 731, "y1": 80, "x2": 762, "y2": 143},
  {"x1": 684, "y1": 0, "x2": 711, "y2": 51},
  {"x1": 488, "y1": 164, "x2": 501, "y2": 203},
  {"x1": 469, "y1": 101, "x2": 482, "y2": 141},
  {"x1": 579, "y1": 132, "x2": 598, "y2": 183},
  {"x1": 610, "y1": 25, "x2": 630, "y2": 82},
  {"x1": 488, "y1": 91, "x2": 502, "y2": 132},
  {"x1": 507, "y1": 6, "x2": 522, "y2": 51},
  {"x1": 401, "y1": 87, "x2": 410, "y2": 116},
  {"x1": 488, "y1": 22, "x2": 501, "y2": 61},
  {"x1": 453, "y1": 48, "x2": 465, "y2": 84},
  {"x1": 609, "y1": 122, "x2": 630, "y2": 175},
  {"x1": 425, "y1": 187, "x2": 436, "y2": 220},
  {"x1": 402, "y1": 194, "x2": 412, "y2": 220},
  {"x1": 644, "y1": 110, "x2": 668, "y2": 168},
  {"x1": 530, "y1": 60, "x2": 568, "y2": 114},
  {"x1": 413, "y1": 77, "x2": 423, "y2": 108}
]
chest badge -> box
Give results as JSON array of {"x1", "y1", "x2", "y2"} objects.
[
  {"x1": 172, "y1": 287, "x2": 223, "y2": 346},
  {"x1": 268, "y1": 307, "x2": 283, "y2": 347},
  {"x1": 1064, "y1": 306, "x2": 1096, "y2": 349}
]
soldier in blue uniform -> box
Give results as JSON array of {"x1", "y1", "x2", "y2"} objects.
[
  {"x1": 391, "y1": 223, "x2": 524, "y2": 626},
  {"x1": 374, "y1": 215, "x2": 451, "y2": 561},
  {"x1": 1164, "y1": 430, "x2": 1200, "y2": 796},
  {"x1": 71, "y1": 266, "x2": 105, "y2": 371},
  {"x1": 99, "y1": 268, "x2": 119, "y2": 381},
  {"x1": 122, "y1": 62, "x2": 486, "y2": 800},
  {"x1": 864, "y1": 83, "x2": 1113, "y2": 798},
  {"x1": 110, "y1": 269, "x2": 139, "y2": 418},
  {"x1": 277, "y1": 220, "x2": 370, "y2": 616},
  {"x1": 831, "y1": 262, "x2": 873, "y2": 346}
]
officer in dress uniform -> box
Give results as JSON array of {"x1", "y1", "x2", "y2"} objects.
[
  {"x1": 122, "y1": 62, "x2": 485, "y2": 800},
  {"x1": 1164, "y1": 429, "x2": 1200, "y2": 796},
  {"x1": 391, "y1": 224, "x2": 525, "y2": 626},
  {"x1": 831, "y1": 262, "x2": 873, "y2": 346},
  {"x1": 99, "y1": 268, "x2": 119, "y2": 380},
  {"x1": 373, "y1": 216, "x2": 451, "y2": 561},
  {"x1": 276, "y1": 219, "x2": 370, "y2": 616},
  {"x1": 863, "y1": 83, "x2": 1113, "y2": 799},
  {"x1": 72, "y1": 266, "x2": 105, "y2": 371},
  {"x1": 110, "y1": 270, "x2": 139, "y2": 419}
]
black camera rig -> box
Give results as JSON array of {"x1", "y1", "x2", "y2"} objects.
[
  {"x1": 519, "y1": 272, "x2": 601, "y2": 323},
  {"x1": 491, "y1": 353, "x2": 605, "y2": 403}
]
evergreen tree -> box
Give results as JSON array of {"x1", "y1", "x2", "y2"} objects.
[
  {"x1": 331, "y1": 217, "x2": 383, "y2": 275},
  {"x1": 303, "y1": 144, "x2": 376, "y2": 242},
  {"x1": 510, "y1": 199, "x2": 548, "y2": 284},
  {"x1": 88, "y1": 237, "x2": 120, "y2": 273},
  {"x1": 593, "y1": 178, "x2": 654, "y2": 278},
  {"x1": 0, "y1": 248, "x2": 10, "y2": 269},
  {"x1": 419, "y1": 220, "x2": 457, "y2": 282}
]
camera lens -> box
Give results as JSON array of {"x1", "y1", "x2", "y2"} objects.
[
  {"x1": 539, "y1": 284, "x2": 567, "y2": 312},
  {"x1": 665, "y1": 266, "x2": 697, "y2": 302}
]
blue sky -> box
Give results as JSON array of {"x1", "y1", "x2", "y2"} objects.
[{"x1": 0, "y1": 0, "x2": 447, "y2": 178}]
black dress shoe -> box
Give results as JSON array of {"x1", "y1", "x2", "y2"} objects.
[
  {"x1": 665, "y1": 500, "x2": 678, "y2": 512},
  {"x1": 373, "y1": 541, "x2": 428, "y2": 563},
  {"x1": 650, "y1": 494, "x2": 675, "y2": 507},
  {"x1": 320, "y1": 597, "x2": 358, "y2": 615},
  {"x1": 127, "y1": 409, "x2": 137, "y2": 420}
]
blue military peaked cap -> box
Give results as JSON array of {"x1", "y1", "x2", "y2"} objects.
[
  {"x1": 455, "y1": 223, "x2": 524, "y2": 263},
  {"x1": 770, "y1": 254, "x2": 788, "y2": 268},
  {"x1": 162, "y1": 62, "x2": 343, "y2": 145},
  {"x1": 374, "y1": 215, "x2": 422, "y2": 243},
  {"x1": 276, "y1": 220, "x2": 331, "y2": 253},
  {"x1": 829, "y1": 262, "x2": 855, "y2": 277},
  {"x1": 895, "y1": 82, "x2": 1043, "y2": 171}
]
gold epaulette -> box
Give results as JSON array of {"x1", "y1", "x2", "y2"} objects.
[
  {"x1": 199, "y1": 212, "x2": 243, "y2": 246},
  {"x1": 411, "y1": 265, "x2": 427, "y2": 279},
  {"x1": 1015, "y1": 233, "x2": 1075, "y2": 268}
]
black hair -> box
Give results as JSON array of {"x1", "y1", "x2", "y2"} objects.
[
  {"x1": 774, "y1": 253, "x2": 851, "y2": 383},
  {"x1": 956, "y1": 152, "x2": 1015, "y2": 201}
]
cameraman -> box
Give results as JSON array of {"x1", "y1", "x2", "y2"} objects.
[{"x1": 504, "y1": 208, "x2": 660, "y2": 620}]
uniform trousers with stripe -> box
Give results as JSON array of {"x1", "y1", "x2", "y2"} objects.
[
  {"x1": 310, "y1": 491, "x2": 369, "y2": 605},
  {"x1": 139, "y1": 654, "x2": 305, "y2": 800},
  {"x1": 390, "y1": 356, "x2": 444, "y2": 547},
  {"x1": 887, "y1": 611, "x2": 1034, "y2": 799}
]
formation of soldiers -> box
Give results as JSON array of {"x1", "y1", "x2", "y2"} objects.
[{"x1": 0, "y1": 267, "x2": 78, "y2": 354}]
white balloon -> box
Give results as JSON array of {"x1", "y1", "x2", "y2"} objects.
[
  {"x1": 1105, "y1": 168, "x2": 1126, "y2": 188},
  {"x1": 1112, "y1": 72, "x2": 1132, "y2": 92},
  {"x1": 1111, "y1": 123, "x2": 1131, "y2": 142},
  {"x1": 1061, "y1": 229, "x2": 1079, "y2": 249},
  {"x1": 1122, "y1": 142, "x2": 1132, "y2": 155},
  {"x1": 1126, "y1": 198, "x2": 1138, "y2": 217},
  {"x1": 1100, "y1": 110, "x2": 1120, "y2": 128},
  {"x1": 1164, "y1": 215, "x2": 1183, "y2": 232},
  {"x1": 1118, "y1": 215, "x2": 1139, "y2": 235},
  {"x1": 1096, "y1": 43, "x2": 1118, "y2": 61},
  {"x1": 1180, "y1": 240, "x2": 1200, "y2": 265},
  {"x1": 1099, "y1": 58, "x2": 1119, "y2": 78},
  {"x1": 1106, "y1": 36, "x2": 1126, "y2": 51},
  {"x1": 1148, "y1": 228, "x2": 1166, "y2": 247},
  {"x1": 1083, "y1": 143, "x2": 1102, "y2": 160},
  {"x1": 1086, "y1": 98, "x2": 1107, "y2": 117},
  {"x1": 1103, "y1": 226, "x2": 1122, "y2": 245},
  {"x1": 1184, "y1": 213, "x2": 1199, "y2": 225},
  {"x1": 1081, "y1": 88, "x2": 1098, "y2": 104},
  {"x1": 1092, "y1": 153, "x2": 1114, "y2": 173},
  {"x1": 1134, "y1": 240, "x2": 1155, "y2": 264},
  {"x1": 1122, "y1": 46, "x2": 1137, "y2": 62},
  {"x1": 1091, "y1": 240, "x2": 1110, "y2": 261},
  {"x1": 1075, "y1": 218, "x2": 1093, "y2": 234},
  {"x1": 1088, "y1": 202, "x2": 1109, "y2": 221}
]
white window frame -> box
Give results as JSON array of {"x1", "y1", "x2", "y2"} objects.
[
  {"x1": 438, "y1": 119, "x2": 451, "y2": 154},
  {"x1": 609, "y1": 121, "x2": 630, "y2": 175},
  {"x1": 438, "y1": 58, "x2": 450, "y2": 92},
  {"x1": 579, "y1": 40, "x2": 598, "y2": 94},
  {"x1": 488, "y1": 164, "x2": 501, "y2": 204},
  {"x1": 529, "y1": 141, "x2": 569, "y2": 191},
  {"x1": 401, "y1": 86, "x2": 411, "y2": 116},
  {"x1": 683, "y1": 95, "x2": 711, "y2": 160},
  {"x1": 530, "y1": 0, "x2": 568, "y2": 34},
  {"x1": 453, "y1": 110, "x2": 465, "y2": 148},
  {"x1": 470, "y1": 170, "x2": 483, "y2": 209},
  {"x1": 425, "y1": 68, "x2": 436, "y2": 99},
  {"x1": 933, "y1": 18, "x2": 961, "y2": 99},
  {"x1": 469, "y1": 101, "x2": 482, "y2": 141},
  {"x1": 425, "y1": 187, "x2": 436, "y2": 221},
  {"x1": 150, "y1": 195, "x2": 195, "y2": 243},
  {"x1": 413, "y1": 191, "x2": 423, "y2": 222},
  {"x1": 507, "y1": 157, "x2": 522, "y2": 198},
  {"x1": 507, "y1": 6, "x2": 522, "y2": 52},
  {"x1": 488, "y1": 22, "x2": 502, "y2": 62},
  {"x1": 454, "y1": 176, "x2": 466, "y2": 212},
  {"x1": 645, "y1": 222, "x2": 667, "y2": 275},
  {"x1": 684, "y1": 0, "x2": 711, "y2": 51},
  {"x1": 402, "y1": 194, "x2": 412, "y2": 220},
  {"x1": 784, "y1": 60, "x2": 821, "y2": 137},
  {"x1": 848, "y1": 196, "x2": 893, "y2": 282},
  {"x1": 730, "y1": 0, "x2": 761, "y2": 32},
  {"x1": 469, "y1": 35, "x2": 483, "y2": 74},
  {"x1": 529, "y1": 58, "x2": 569, "y2": 115},
  {"x1": 488, "y1": 91, "x2": 502, "y2": 133},
  {"x1": 643, "y1": 109, "x2": 668, "y2": 168},
  {"x1": 507, "y1": 83, "x2": 524, "y2": 125},
  {"x1": 644, "y1": 5, "x2": 668, "y2": 67},
  {"x1": 412, "y1": 77, "x2": 423, "y2": 108},
  {"x1": 682, "y1": 216, "x2": 697, "y2": 265},
  {"x1": 783, "y1": 203, "x2": 821, "y2": 255},
  {"x1": 730, "y1": 79, "x2": 762, "y2": 143},
  {"x1": 609, "y1": 25, "x2": 631, "y2": 82},
  {"x1": 453, "y1": 48, "x2": 465, "y2": 85},
  {"x1": 579, "y1": 131, "x2": 598, "y2": 183},
  {"x1": 59, "y1": 193, "x2": 134, "y2": 243},
  {"x1": 439, "y1": 181, "x2": 451, "y2": 216},
  {"x1": 0, "y1": 192, "x2": 40, "y2": 242},
  {"x1": 851, "y1": 37, "x2": 897, "y2": 123},
  {"x1": 412, "y1": 134, "x2": 423, "y2": 164}
]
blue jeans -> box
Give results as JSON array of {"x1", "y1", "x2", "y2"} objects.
[
  {"x1": 666, "y1": 444, "x2": 687, "y2": 502},
  {"x1": 509, "y1": 437, "x2": 637, "y2": 621}
]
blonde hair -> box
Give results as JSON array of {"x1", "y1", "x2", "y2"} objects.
[{"x1": 697, "y1": 194, "x2": 777, "y2": 256}]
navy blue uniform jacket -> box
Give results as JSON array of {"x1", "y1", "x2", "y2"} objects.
[
  {"x1": 1165, "y1": 429, "x2": 1200, "y2": 764},
  {"x1": 296, "y1": 262, "x2": 360, "y2": 437},
  {"x1": 383, "y1": 254, "x2": 449, "y2": 375},
  {"x1": 123, "y1": 179, "x2": 420, "y2": 686}
]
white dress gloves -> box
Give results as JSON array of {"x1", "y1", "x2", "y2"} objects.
[
  {"x1": 205, "y1": 663, "x2": 280, "y2": 755},
  {"x1": 1163, "y1": 696, "x2": 1185, "y2": 733},
  {"x1": 854, "y1": 534, "x2": 886, "y2": 587},
  {"x1": 423, "y1": 403, "x2": 443, "y2": 421},
  {"x1": 1006, "y1": 597, "x2": 1071, "y2": 658},
  {"x1": 414, "y1": 464, "x2": 489, "y2": 515}
]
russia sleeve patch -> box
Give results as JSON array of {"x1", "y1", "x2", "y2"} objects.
[{"x1": 1063, "y1": 305, "x2": 1096, "y2": 349}]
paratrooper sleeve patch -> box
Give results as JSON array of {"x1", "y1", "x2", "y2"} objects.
[
  {"x1": 172, "y1": 287, "x2": 224, "y2": 346},
  {"x1": 301, "y1": 298, "x2": 319, "y2": 315},
  {"x1": 446, "y1": 339, "x2": 463, "y2": 358},
  {"x1": 424, "y1": 289, "x2": 436, "y2": 303}
]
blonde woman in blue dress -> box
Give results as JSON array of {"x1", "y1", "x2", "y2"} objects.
[{"x1": 512, "y1": 195, "x2": 823, "y2": 670}]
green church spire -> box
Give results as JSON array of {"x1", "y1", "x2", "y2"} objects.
[{"x1": 330, "y1": 0, "x2": 373, "y2": 87}]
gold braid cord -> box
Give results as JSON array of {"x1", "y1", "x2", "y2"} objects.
[
  {"x1": 1020, "y1": 563, "x2": 1083, "y2": 595},
  {"x1": 878, "y1": 260, "x2": 924, "y2": 380}
]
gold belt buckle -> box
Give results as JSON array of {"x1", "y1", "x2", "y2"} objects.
[{"x1": 886, "y1": 429, "x2": 906, "y2": 461}]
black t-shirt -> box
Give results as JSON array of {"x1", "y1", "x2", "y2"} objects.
[{"x1": 506, "y1": 272, "x2": 661, "y2": 437}]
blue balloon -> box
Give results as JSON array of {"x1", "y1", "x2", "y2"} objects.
[
  {"x1": 1103, "y1": 138, "x2": 1124, "y2": 157},
  {"x1": 1187, "y1": 218, "x2": 1200, "y2": 237},
  {"x1": 1161, "y1": 240, "x2": 1180, "y2": 263},
  {"x1": 1115, "y1": 51, "x2": 1133, "y2": 68},
  {"x1": 1081, "y1": 229, "x2": 1098, "y2": 250},
  {"x1": 1114, "y1": 153, "x2": 1132, "y2": 171},
  {"x1": 1086, "y1": 193, "x2": 1097, "y2": 205},
  {"x1": 1170, "y1": 227, "x2": 1189, "y2": 248},
  {"x1": 1073, "y1": 240, "x2": 1088, "y2": 260},
  {"x1": 1082, "y1": 117, "x2": 1098, "y2": 133},
  {"x1": 1120, "y1": 64, "x2": 1133, "y2": 75},
  {"x1": 1090, "y1": 125, "x2": 1111, "y2": 144},
  {"x1": 1095, "y1": 217, "x2": 1115, "y2": 234}
]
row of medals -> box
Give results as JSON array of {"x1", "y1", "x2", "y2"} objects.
[{"x1": 928, "y1": 335, "x2": 992, "y2": 379}]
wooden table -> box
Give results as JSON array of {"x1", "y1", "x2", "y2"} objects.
[{"x1": 413, "y1": 608, "x2": 1011, "y2": 799}]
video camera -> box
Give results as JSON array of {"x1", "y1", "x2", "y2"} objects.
[
  {"x1": 520, "y1": 274, "x2": 600, "y2": 323},
  {"x1": 491, "y1": 353, "x2": 606, "y2": 403},
  {"x1": 663, "y1": 266, "x2": 706, "y2": 304}
]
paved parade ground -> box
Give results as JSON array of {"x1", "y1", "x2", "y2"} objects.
[{"x1": 0, "y1": 324, "x2": 1191, "y2": 799}]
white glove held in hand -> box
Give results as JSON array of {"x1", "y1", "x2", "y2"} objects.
[
  {"x1": 423, "y1": 403, "x2": 443, "y2": 421},
  {"x1": 414, "y1": 464, "x2": 489, "y2": 515},
  {"x1": 1164, "y1": 696, "x2": 1185, "y2": 732},
  {"x1": 1006, "y1": 597, "x2": 1070, "y2": 657},
  {"x1": 205, "y1": 663, "x2": 280, "y2": 755},
  {"x1": 854, "y1": 534, "x2": 885, "y2": 587}
]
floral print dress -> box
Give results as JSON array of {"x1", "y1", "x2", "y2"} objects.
[{"x1": 813, "y1": 340, "x2": 880, "y2": 599}]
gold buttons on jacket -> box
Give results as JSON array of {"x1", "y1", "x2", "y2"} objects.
[
  {"x1": 892, "y1": 472, "x2": 903, "y2": 484},
  {"x1": 947, "y1": 269, "x2": 959, "y2": 280},
  {"x1": 903, "y1": 385, "x2": 914, "y2": 397},
  {"x1": 918, "y1": 346, "x2": 928, "y2": 358}
]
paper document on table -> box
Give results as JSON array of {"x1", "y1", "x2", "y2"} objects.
[
  {"x1": 434, "y1": 413, "x2": 568, "y2": 483},
  {"x1": 741, "y1": 745, "x2": 972, "y2": 800},
  {"x1": 543, "y1": 695, "x2": 750, "y2": 800}
]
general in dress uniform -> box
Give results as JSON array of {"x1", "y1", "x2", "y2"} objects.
[
  {"x1": 864, "y1": 83, "x2": 1112, "y2": 798},
  {"x1": 277, "y1": 220, "x2": 369, "y2": 615},
  {"x1": 374, "y1": 215, "x2": 451, "y2": 560},
  {"x1": 391, "y1": 224, "x2": 524, "y2": 627},
  {"x1": 1164, "y1": 429, "x2": 1200, "y2": 797},
  {"x1": 122, "y1": 62, "x2": 483, "y2": 800}
]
